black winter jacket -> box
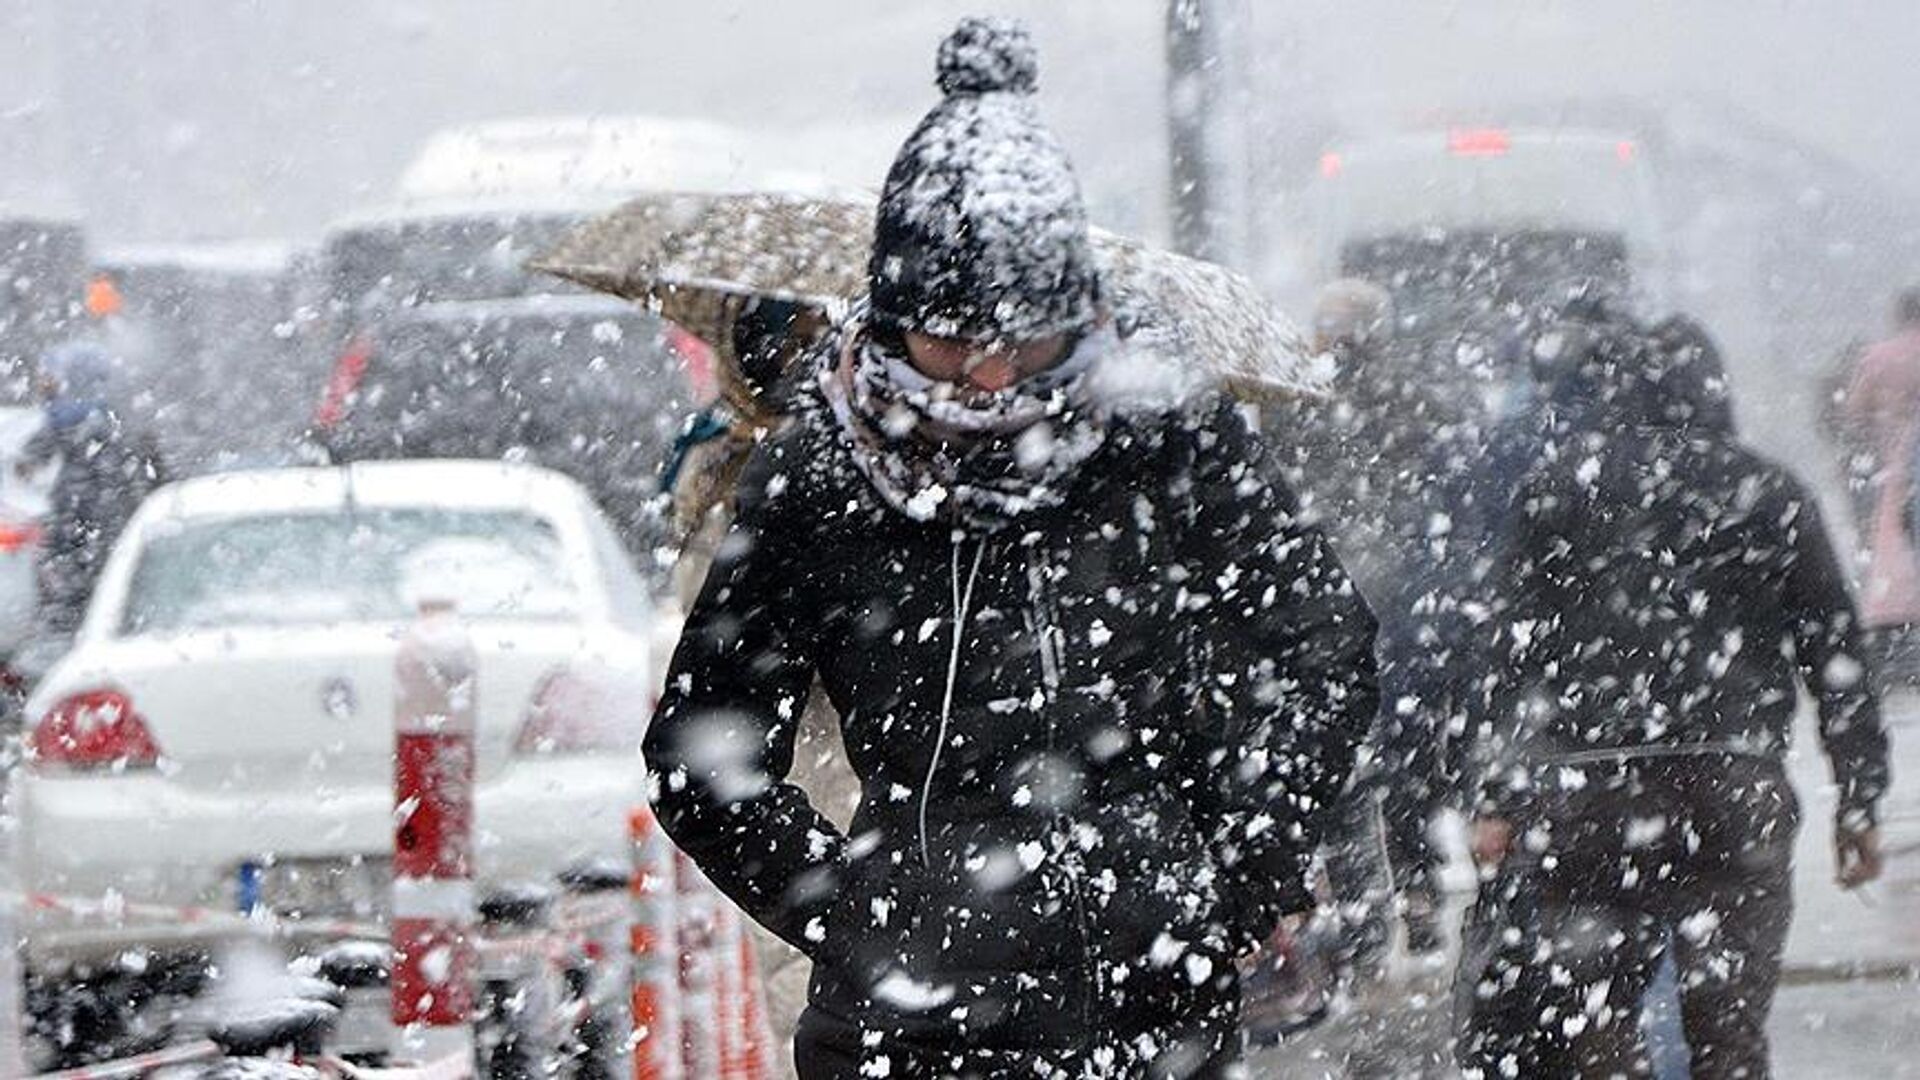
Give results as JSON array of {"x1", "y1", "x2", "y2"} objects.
[
  {"x1": 644, "y1": 387, "x2": 1378, "y2": 1066},
  {"x1": 1475, "y1": 416, "x2": 1888, "y2": 828}
]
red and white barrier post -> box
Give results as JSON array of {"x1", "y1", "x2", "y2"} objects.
[
  {"x1": 674, "y1": 851, "x2": 722, "y2": 1080},
  {"x1": 628, "y1": 807, "x2": 682, "y2": 1080},
  {"x1": 3, "y1": 826, "x2": 25, "y2": 1076},
  {"x1": 391, "y1": 599, "x2": 479, "y2": 1068},
  {"x1": 727, "y1": 912, "x2": 775, "y2": 1080}
]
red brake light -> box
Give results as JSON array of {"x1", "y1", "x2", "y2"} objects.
[
  {"x1": 313, "y1": 336, "x2": 373, "y2": 430},
  {"x1": 0, "y1": 521, "x2": 41, "y2": 554},
  {"x1": 515, "y1": 669, "x2": 646, "y2": 756},
  {"x1": 1319, "y1": 151, "x2": 1343, "y2": 178},
  {"x1": 30, "y1": 689, "x2": 162, "y2": 771},
  {"x1": 1448, "y1": 128, "x2": 1511, "y2": 156},
  {"x1": 1616, "y1": 139, "x2": 1637, "y2": 163}
]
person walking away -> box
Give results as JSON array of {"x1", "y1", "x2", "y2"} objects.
[
  {"x1": 644, "y1": 17, "x2": 1380, "y2": 1079},
  {"x1": 17, "y1": 341, "x2": 169, "y2": 637},
  {"x1": 1454, "y1": 309, "x2": 1889, "y2": 1079},
  {"x1": 659, "y1": 296, "x2": 857, "y2": 1080},
  {"x1": 1842, "y1": 287, "x2": 1920, "y2": 687},
  {"x1": 1283, "y1": 279, "x2": 1457, "y2": 977}
]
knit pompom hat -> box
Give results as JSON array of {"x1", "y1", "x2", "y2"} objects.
[{"x1": 866, "y1": 17, "x2": 1099, "y2": 344}]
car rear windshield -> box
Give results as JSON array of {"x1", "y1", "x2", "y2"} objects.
[
  {"x1": 321, "y1": 214, "x2": 582, "y2": 311},
  {"x1": 121, "y1": 508, "x2": 580, "y2": 634},
  {"x1": 1322, "y1": 140, "x2": 1653, "y2": 247}
]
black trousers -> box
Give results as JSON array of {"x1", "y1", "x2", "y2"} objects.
[
  {"x1": 1455, "y1": 756, "x2": 1798, "y2": 1080},
  {"x1": 793, "y1": 1007, "x2": 1244, "y2": 1080}
]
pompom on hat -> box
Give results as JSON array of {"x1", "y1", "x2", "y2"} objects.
[{"x1": 867, "y1": 17, "x2": 1099, "y2": 344}]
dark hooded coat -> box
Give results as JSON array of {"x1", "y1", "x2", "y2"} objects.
[
  {"x1": 1472, "y1": 316, "x2": 1887, "y2": 823},
  {"x1": 1457, "y1": 317, "x2": 1888, "y2": 1076},
  {"x1": 645, "y1": 374, "x2": 1378, "y2": 1074}
]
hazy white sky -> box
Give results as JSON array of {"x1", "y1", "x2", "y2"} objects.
[{"x1": 0, "y1": 1, "x2": 1914, "y2": 245}]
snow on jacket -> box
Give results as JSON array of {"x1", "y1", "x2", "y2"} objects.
[
  {"x1": 1474, "y1": 402, "x2": 1888, "y2": 828},
  {"x1": 644, "y1": 374, "x2": 1378, "y2": 1065}
]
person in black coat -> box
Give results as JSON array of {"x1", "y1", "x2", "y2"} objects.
[
  {"x1": 18, "y1": 341, "x2": 169, "y2": 636},
  {"x1": 644, "y1": 18, "x2": 1379, "y2": 1079},
  {"x1": 1453, "y1": 309, "x2": 1889, "y2": 1079}
]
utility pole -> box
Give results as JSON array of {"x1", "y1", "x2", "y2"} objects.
[{"x1": 1166, "y1": 0, "x2": 1252, "y2": 268}]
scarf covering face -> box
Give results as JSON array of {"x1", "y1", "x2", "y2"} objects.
[{"x1": 821, "y1": 322, "x2": 1114, "y2": 529}]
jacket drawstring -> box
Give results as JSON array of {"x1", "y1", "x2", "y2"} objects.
[{"x1": 920, "y1": 534, "x2": 987, "y2": 871}]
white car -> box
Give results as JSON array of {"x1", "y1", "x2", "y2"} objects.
[
  {"x1": 15, "y1": 461, "x2": 657, "y2": 954},
  {"x1": 0, "y1": 404, "x2": 53, "y2": 664}
]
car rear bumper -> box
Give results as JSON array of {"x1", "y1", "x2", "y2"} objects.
[{"x1": 17, "y1": 755, "x2": 644, "y2": 955}]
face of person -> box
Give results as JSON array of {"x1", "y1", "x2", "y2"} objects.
[{"x1": 903, "y1": 331, "x2": 1070, "y2": 395}]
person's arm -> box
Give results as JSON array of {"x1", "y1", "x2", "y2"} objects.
[
  {"x1": 1781, "y1": 483, "x2": 1890, "y2": 846},
  {"x1": 15, "y1": 423, "x2": 57, "y2": 476},
  {"x1": 642, "y1": 429, "x2": 848, "y2": 955},
  {"x1": 1178, "y1": 401, "x2": 1380, "y2": 944},
  {"x1": 1458, "y1": 465, "x2": 1569, "y2": 866}
]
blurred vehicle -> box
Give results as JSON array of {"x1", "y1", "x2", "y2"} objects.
[
  {"x1": 92, "y1": 243, "x2": 303, "y2": 473},
  {"x1": 297, "y1": 116, "x2": 855, "y2": 564},
  {"x1": 1312, "y1": 127, "x2": 1668, "y2": 415},
  {"x1": 397, "y1": 114, "x2": 793, "y2": 206},
  {"x1": 0, "y1": 405, "x2": 53, "y2": 687},
  {"x1": 0, "y1": 212, "x2": 90, "y2": 395},
  {"x1": 14, "y1": 460, "x2": 655, "y2": 956},
  {"x1": 309, "y1": 293, "x2": 695, "y2": 572}
]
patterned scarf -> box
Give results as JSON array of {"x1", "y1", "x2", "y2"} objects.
[{"x1": 821, "y1": 322, "x2": 1113, "y2": 529}]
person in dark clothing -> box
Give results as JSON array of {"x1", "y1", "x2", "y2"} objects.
[
  {"x1": 1454, "y1": 310, "x2": 1889, "y2": 1079},
  {"x1": 18, "y1": 341, "x2": 169, "y2": 636},
  {"x1": 644, "y1": 18, "x2": 1379, "y2": 1079},
  {"x1": 1283, "y1": 279, "x2": 1458, "y2": 970}
]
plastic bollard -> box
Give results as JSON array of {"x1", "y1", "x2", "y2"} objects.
[
  {"x1": 628, "y1": 808, "x2": 682, "y2": 1080},
  {"x1": 673, "y1": 850, "x2": 721, "y2": 1080},
  {"x1": 316, "y1": 939, "x2": 396, "y2": 1064},
  {"x1": 732, "y1": 920, "x2": 775, "y2": 1080},
  {"x1": 391, "y1": 600, "x2": 479, "y2": 1068},
  {"x1": 1, "y1": 871, "x2": 23, "y2": 1077},
  {"x1": 714, "y1": 902, "x2": 743, "y2": 1079},
  {"x1": 477, "y1": 883, "x2": 555, "y2": 1078},
  {"x1": 558, "y1": 860, "x2": 634, "y2": 1076}
]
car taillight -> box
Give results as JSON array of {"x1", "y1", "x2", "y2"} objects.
[
  {"x1": 1448, "y1": 127, "x2": 1511, "y2": 156},
  {"x1": 30, "y1": 689, "x2": 162, "y2": 771},
  {"x1": 515, "y1": 669, "x2": 647, "y2": 756},
  {"x1": 0, "y1": 521, "x2": 41, "y2": 554},
  {"x1": 312, "y1": 336, "x2": 373, "y2": 430}
]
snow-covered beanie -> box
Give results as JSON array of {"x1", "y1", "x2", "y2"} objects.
[{"x1": 867, "y1": 17, "x2": 1100, "y2": 344}]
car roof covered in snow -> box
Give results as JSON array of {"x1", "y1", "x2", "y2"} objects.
[
  {"x1": 96, "y1": 240, "x2": 294, "y2": 278},
  {"x1": 138, "y1": 461, "x2": 592, "y2": 525},
  {"x1": 378, "y1": 291, "x2": 647, "y2": 326},
  {"x1": 324, "y1": 195, "x2": 616, "y2": 236},
  {"x1": 394, "y1": 114, "x2": 885, "y2": 206}
]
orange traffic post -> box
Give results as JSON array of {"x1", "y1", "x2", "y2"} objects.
[{"x1": 629, "y1": 807, "x2": 683, "y2": 1080}]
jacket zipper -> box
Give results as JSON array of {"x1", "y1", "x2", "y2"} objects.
[
  {"x1": 919, "y1": 534, "x2": 987, "y2": 871},
  {"x1": 1025, "y1": 544, "x2": 1104, "y2": 1063}
]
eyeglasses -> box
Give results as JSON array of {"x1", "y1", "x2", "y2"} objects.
[{"x1": 902, "y1": 331, "x2": 1072, "y2": 392}]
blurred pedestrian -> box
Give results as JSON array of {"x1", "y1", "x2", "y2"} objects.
[
  {"x1": 1455, "y1": 309, "x2": 1888, "y2": 1079},
  {"x1": 17, "y1": 341, "x2": 169, "y2": 637},
  {"x1": 1841, "y1": 287, "x2": 1920, "y2": 686},
  {"x1": 1286, "y1": 279, "x2": 1456, "y2": 972},
  {"x1": 644, "y1": 17, "x2": 1379, "y2": 1078},
  {"x1": 658, "y1": 296, "x2": 856, "y2": 1080}
]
